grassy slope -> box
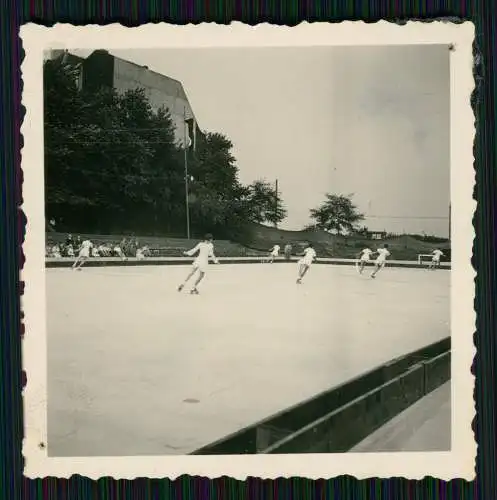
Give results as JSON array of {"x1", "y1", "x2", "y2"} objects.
[{"x1": 237, "y1": 223, "x2": 451, "y2": 261}]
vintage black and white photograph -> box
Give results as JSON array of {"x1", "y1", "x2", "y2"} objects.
[{"x1": 22, "y1": 22, "x2": 475, "y2": 479}]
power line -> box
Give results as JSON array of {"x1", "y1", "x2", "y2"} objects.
[
  {"x1": 47, "y1": 126, "x2": 177, "y2": 132},
  {"x1": 52, "y1": 140, "x2": 178, "y2": 145},
  {"x1": 366, "y1": 215, "x2": 449, "y2": 220}
]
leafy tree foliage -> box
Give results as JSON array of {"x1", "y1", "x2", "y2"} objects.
[
  {"x1": 243, "y1": 179, "x2": 287, "y2": 226},
  {"x1": 44, "y1": 59, "x2": 288, "y2": 238},
  {"x1": 309, "y1": 194, "x2": 364, "y2": 235}
]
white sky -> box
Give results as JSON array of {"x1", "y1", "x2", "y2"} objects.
[{"x1": 73, "y1": 45, "x2": 450, "y2": 237}]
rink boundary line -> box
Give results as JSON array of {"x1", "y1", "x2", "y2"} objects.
[{"x1": 45, "y1": 257, "x2": 451, "y2": 271}]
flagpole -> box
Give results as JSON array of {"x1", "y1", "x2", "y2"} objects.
[
  {"x1": 184, "y1": 105, "x2": 191, "y2": 240},
  {"x1": 448, "y1": 203, "x2": 451, "y2": 241},
  {"x1": 275, "y1": 179, "x2": 279, "y2": 228}
]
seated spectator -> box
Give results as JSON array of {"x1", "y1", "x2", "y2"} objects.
[
  {"x1": 91, "y1": 246, "x2": 100, "y2": 257},
  {"x1": 66, "y1": 244, "x2": 75, "y2": 257},
  {"x1": 113, "y1": 244, "x2": 126, "y2": 260},
  {"x1": 52, "y1": 244, "x2": 62, "y2": 258},
  {"x1": 136, "y1": 247, "x2": 145, "y2": 260},
  {"x1": 98, "y1": 244, "x2": 110, "y2": 257}
]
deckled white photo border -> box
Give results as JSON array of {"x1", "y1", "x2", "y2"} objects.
[{"x1": 20, "y1": 21, "x2": 476, "y2": 480}]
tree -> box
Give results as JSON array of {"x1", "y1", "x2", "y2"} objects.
[
  {"x1": 43, "y1": 58, "x2": 290, "y2": 239},
  {"x1": 309, "y1": 194, "x2": 364, "y2": 235},
  {"x1": 44, "y1": 59, "x2": 183, "y2": 234},
  {"x1": 243, "y1": 179, "x2": 287, "y2": 226},
  {"x1": 186, "y1": 132, "x2": 248, "y2": 238},
  {"x1": 44, "y1": 57, "x2": 92, "y2": 226}
]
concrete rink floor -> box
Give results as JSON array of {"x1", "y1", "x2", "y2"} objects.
[{"x1": 46, "y1": 263, "x2": 450, "y2": 456}]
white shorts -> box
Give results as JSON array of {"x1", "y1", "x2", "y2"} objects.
[
  {"x1": 298, "y1": 259, "x2": 312, "y2": 267},
  {"x1": 79, "y1": 249, "x2": 90, "y2": 258},
  {"x1": 360, "y1": 257, "x2": 370, "y2": 263},
  {"x1": 271, "y1": 251, "x2": 279, "y2": 257},
  {"x1": 375, "y1": 259, "x2": 386, "y2": 267},
  {"x1": 432, "y1": 257, "x2": 440, "y2": 263},
  {"x1": 193, "y1": 260, "x2": 208, "y2": 273}
]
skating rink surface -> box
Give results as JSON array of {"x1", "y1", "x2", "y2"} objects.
[{"x1": 46, "y1": 263, "x2": 450, "y2": 456}]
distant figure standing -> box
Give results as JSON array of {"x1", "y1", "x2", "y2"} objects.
[
  {"x1": 65, "y1": 234, "x2": 74, "y2": 256},
  {"x1": 429, "y1": 249, "x2": 444, "y2": 270},
  {"x1": 371, "y1": 244, "x2": 391, "y2": 279},
  {"x1": 356, "y1": 247, "x2": 374, "y2": 274},
  {"x1": 120, "y1": 238, "x2": 128, "y2": 257},
  {"x1": 284, "y1": 243, "x2": 292, "y2": 261},
  {"x1": 178, "y1": 234, "x2": 220, "y2": 295},
  {"x1": 72, "y1": 239, "x2": 93, "y2": 271},
  {"x1": 296, "y1": 243, "x2": 317, "y2": 284}
]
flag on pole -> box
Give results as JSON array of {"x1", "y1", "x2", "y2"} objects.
[{"x1": 185, "y1": 117, "x2": 197, "y2": 152}]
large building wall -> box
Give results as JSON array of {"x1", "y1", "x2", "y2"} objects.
[
  {"x1": 112, "y1": 58, "x2": 196, "y2": 147},
  {"x1": 80, "y1": 50, "x2": 198, "y2": 147}
]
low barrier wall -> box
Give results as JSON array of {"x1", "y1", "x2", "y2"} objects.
[
  {"x1": 191, "y1": 338, "x2": 451, "y2": 455},
  {"x1": 45, "y1": 257, "x2": 451, "y2": 270}
]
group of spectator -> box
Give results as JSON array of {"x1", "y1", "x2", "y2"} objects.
[
  {"x1": 45, "y1": 234, "x2": 151, "y2": 260},
  {"x1": 46, "y1": 234, "x2": 82, "y2": 258}
]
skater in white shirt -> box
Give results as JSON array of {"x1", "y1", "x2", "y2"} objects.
[
  {"x1": 371, "y1": 244, "x2": 391, "y2": 279},
  {"x1": 178, "y1": 234, "x2": 220, "y2": 294},
  {"x1": 428, "y1": 249, "x2": 444, "y2": 269},
  {"x1": 296, "y1": 243, "x2": 317, "y2": 284},
  {"x1": 356, "y1": 247, "x2": 374, "y2": 274},
  {"x1": 267, "y1": 244, "x2": 280, "y2": 263},
  {"x1": 72, "y1": 239, "x2": 93, "y2": 270}
]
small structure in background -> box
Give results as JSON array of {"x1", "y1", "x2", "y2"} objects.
[{"x1": 367, "y1": 230, "x2": 387, "y2": 240}]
